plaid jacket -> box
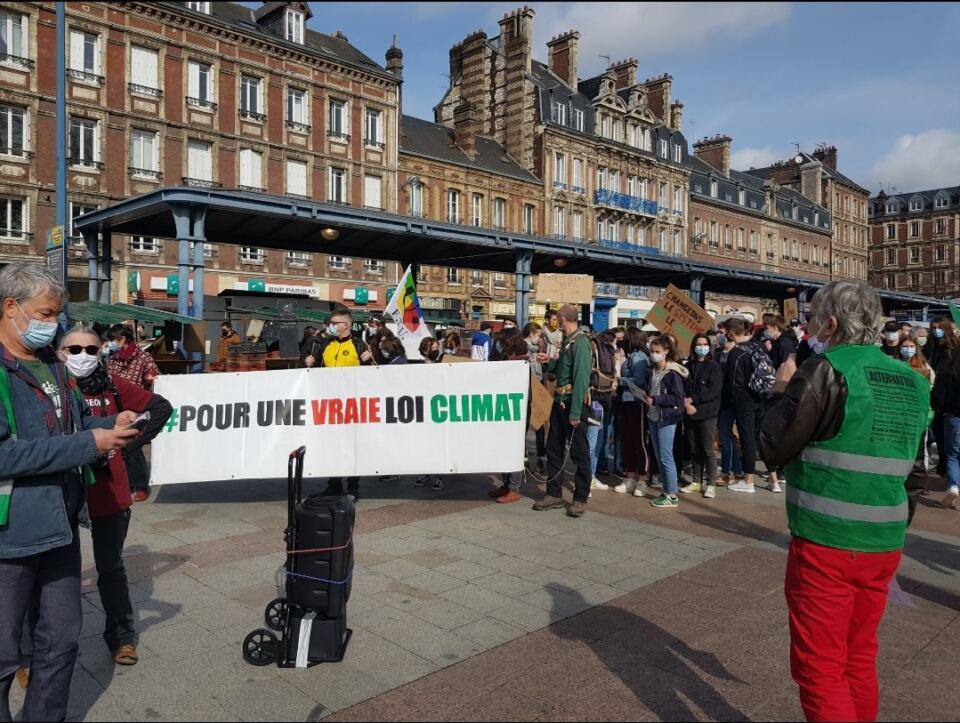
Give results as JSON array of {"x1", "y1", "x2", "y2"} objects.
[{"x1": 107, "y1": 345, "x2": 159, "y2": 389}]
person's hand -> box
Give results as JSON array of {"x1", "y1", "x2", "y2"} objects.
[
  {"x1": 92, "y1": 427, "x2": 140, "y2": 454},
  {"x1": 304, "y1": 355, "x2": 316, "y2": 368},
  {"x1": 115, "y1": 411, "x2": 140, "y2": 429},
  {"x1": 685, "y1": 403, "x2": 697, "y2": 416},
  {"x1": 360, "y1": 350, "x2": 373, "y2": 363},
  {"x1": 570, "y1": 418, "x2": 580, "y2": 428},
  {"x1": 642, "y1": 394, "x2": 653, "y2": 406},
  {"x1": 535, "y1": 352, "x2": 548, "y2": 363}
]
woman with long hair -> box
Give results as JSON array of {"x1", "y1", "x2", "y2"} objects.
[
  {"x1": 613, "y1": 327, "x2": 652, "y2": 496},
  {"x1": 642, "y1": 335, "x2": 689, "y2": 508},
  {"x1": 681, "y1": 334, "x2": 723, "y2": 499}
]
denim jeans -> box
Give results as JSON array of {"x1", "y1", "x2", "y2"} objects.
[
  {"x1": 649, "y1": 419, "x2": 679, "y2": 494},
  {"x1": 587, "y1": 423, "x2": 601, "y2": 477},
  {"x1": 944, "y1": 414, "x2": 960, "y2": 488},
  {"x1": 0, "y1": 528, "x2": 82, "y2": 723},
  {"x1": 718, "y1": 408, "x2": 743, "y2": 476},
  {"x1": 91, "y1": 509, "x2": 137, "y2": 651},
  {"x1": 594, "y1": 407, "x2": 615, "y2": 474}
]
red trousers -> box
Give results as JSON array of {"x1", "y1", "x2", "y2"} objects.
[{"x1": 785, "y1": 537, "x2": 901, "y2": 722}]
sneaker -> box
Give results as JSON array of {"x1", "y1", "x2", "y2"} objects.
[
  {"x1": 347, "y1": 491, "x2": 361, "y2": 503},
  {"x1": 567, "y1": 500, "x2": 587, "y2": 517},
  {"x1": 414, "y1": 475, "x2": 432, "y2": 486},
  {"x1": 650, "y1": 494, "x2": 679, "y2": 508},
  {"x1": 431, "y1": 478, "x2": 444, "y2": 492},
  {"x1": 632, "y1": 482, "x2": 648, "y2": 498},
  {"x1": 591, "y1": 478, "x2": 610, "y2": 491},
  {"x1": 15, "y1": 667, "x2": 29, "y2": 689},
  {"x1": 112, "y1": 644, "x2": 139, "y2": 666},
  {"x1": 703, "y1": 485, "x2": 717, "y2": 499},
  {"x1": 940, "y1": 485, "x2": 959, "y2": 509},
  {"x1": 719, "y1": 473, "x2": 731, "y2": 486},
  {"x1": 532, "y1": 495, "x2": 565, "y2": 511},
  {"x1": 770, "y1": 481, "x2": 783, "y2": 494},
  {"x1": 379, "y1": 475, "x2": 400, "y2": 482},
  {"x1": 679, "y1": 482, "x2": 702, "y2": 494},
  {"x1": 649, "y1": 476, "x2": 662, "y2": 489},
  {"x1": 727, "y1": 480, "x2": 756, "y2": 494},
  {"x1": 496, "y1": 490, "x2": 522, "y2": 504},
  {"x1": 132, "y1": 490, "x2": 150, "y2": 503},
  {"x1": 613, "y1": 480, "x2": 636, "y2": 494},
  {"x1": 488, "y1": 487, "x2": 508, "y2": 499}
]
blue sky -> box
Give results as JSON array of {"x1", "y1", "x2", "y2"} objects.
[{"x1": 264, "y1": 2, "x2": 960, "y2": 194}]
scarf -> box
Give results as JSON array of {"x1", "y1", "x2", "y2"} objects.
[{"x1": 77, "y1": 362, "x2": 112, "y2": 397}]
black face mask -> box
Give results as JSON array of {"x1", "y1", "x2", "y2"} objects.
[
  {"x1": 222, "y1": 329, "x2": 230, "y2": 337},
  {"x1": 428, "y1": 349, "x2": 441, "y2": 361}
]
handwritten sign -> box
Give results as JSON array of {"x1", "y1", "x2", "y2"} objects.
[
  {"x1": 535, "y1": 274, "x2": 594, "y2": 304},
  {"x1": 784, "y1": 298, "x2": 799, "y2": 322},
  {"x1": 645, "y1": 284, "x2": 711, "y2": 351}
]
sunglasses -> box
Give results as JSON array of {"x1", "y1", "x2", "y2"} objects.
[{"x1": 64, "y1": 345, "x2": 100, "y2": 356}]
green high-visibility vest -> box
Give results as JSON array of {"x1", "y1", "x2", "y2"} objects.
[{"x1": 784, "y1": 344, "x2": 930, "y2": 553}]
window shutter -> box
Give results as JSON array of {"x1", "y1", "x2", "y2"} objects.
[
  {"x1": 287, "y1": 161, "x2": 306, "y2": 195},
  {"x1": 188, "y1": 62, "x2": 199, "y2": 98},
  {"x1": 69, "y1": 30, "x2": 83, "y2": 71},
  {"x1": 239, "y1": 149, "x2": 251, "y2": 185},
  {"x1": 364, "y1": 176, "x2": 381, "y2": 208},
  {"x1": 250, "y1": 151, "x2": 261, "y2": 187}
]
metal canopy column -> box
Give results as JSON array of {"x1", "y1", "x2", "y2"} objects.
[
  {"x1": 99, "y1": 232, "x2": 112, "y2": 304},
  {"x1": 514, "y1": 251, "x2": 533, "y2": 328},
  {"x1": 797, "y1": 288, "x2": 810, "y2": 322},
  {"x1": 922, "y1": 305, "x2": 929, "y2": 322},
  {"x1": 84, "y1": 230, "x2": 98, "y2": 302},
  {"x1": 191, "y1": 208, "x2": 207, "y2": 324},
  {"x1": 171, "y1": 203, "x2": 207, "y2": 320},
  {"x1": 688, "y1": 274, "x2": 705, "y2": 309}
]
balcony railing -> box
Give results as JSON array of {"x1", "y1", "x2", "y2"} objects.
[
  {"x1": 286, "y1": 120, "x2": 311, "y2": 133},
  {"x1": 68, "y1": 156, "x2": 104, "y2": 170},
  {"x1": 239, "y1": 184, "x2": 265, "y2": 193},
  {"x1": 598, "y1": 238, "x2": 661, "y2": 255},
  {"x1": 572, "y1": 185, "x2": 587, "y2": 195},
  {"x1": 363, "y1": 138, "x2": 385, "y2": 149},
  {"x1": 0, "y1": 230, "x2": 32, "y2": 243},
  {"x1": 594, "y1": 189, "x2": 658, "y2": 216},
  {"x1": 128, "y1": 83, "x2": 162, "y2": 98},
  {"x1": 327, "y1": 130, "x2": 350, "y2": 142},
  {"x1": 0, "y1": 53, "x2": 34, "y2": 69},
  {"x1": 553, "y1": 181, "x2": 567, "y2": 190},
  {"x1": 286, "y1": 192, "x2": 309, "y2": 200},
  {"x1": 238, "y1": 109, "x2": 266, "y2": 122},
  {"x1": 595, "y1": 282, "x2": 620, "y2": 296},
  {"x1": 186, "y1": 97, "x2": 217, "y2": 111},
  {"x1": 0, "y1": 147, "x2": 33, "y2": 159},
  {"x1": 68, "y1": 68, "x2": 104, "y2": 84},
  {"x1": 182, "y1": 177, "x2": 221, "y2": 188},
  {"x1": 129, "y1": 167, "x2": 162, "y2": 181}
]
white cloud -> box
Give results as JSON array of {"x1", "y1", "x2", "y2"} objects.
[
  {"x1": 519, "y1": 2, "x2": 792, "y2": 79},
  {"x1": 730, "y1": 146, "x2": 781, "y2": 171},
  {"x1": 868, "y1": 129, "x2": 960, "y2": 193}
]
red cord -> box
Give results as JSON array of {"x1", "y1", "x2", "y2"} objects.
[{"x1": 287, "y1": 537, "x2": 353, "y2": 555}]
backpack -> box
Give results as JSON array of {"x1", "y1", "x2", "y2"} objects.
[
  {"x1": 745, "y1": 341, "x2": 776, "y2": 397},
  {"x1": 589, "y1": 336, "x2": 617, "y2": 397}
]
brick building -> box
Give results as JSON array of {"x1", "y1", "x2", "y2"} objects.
[
  {"x1": 868, "y1": 186, "x2": 960, "y2": 297},
  {"x1": 0, "y1": 0, "x2": 403, "y2": 308},
  {"x1": 744, "y1": 146, "x2": 869, "y2": 282},
  {"x1": 685, "y1": 135, "x2": 833, "y2": 319},
  {"x1": 435, "y1": 8, "x2": 690, "y2": 327}
]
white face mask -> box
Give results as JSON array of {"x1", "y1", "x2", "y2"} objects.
[
  {"x1": 916, "y1": 336, "x2": 928, "y2": 347},
  {"x1": 651, "y1": 351, "x2": 666, "y2": 364},
  {"x1": 884, "y1": 332, "x2": 900, "y2": 343},
  {"x1": 65, "y1": 352, "x2": 100, "y2": 379}
]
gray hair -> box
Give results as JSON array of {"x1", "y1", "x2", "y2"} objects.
[
  {"x1": 59, "y1": 325, "x2": 102, "y2": 348},
  {"x1": 0, "y1": 262, "x2": 67, "y2": 306},
  {"x1": 810, "y1": 280, "x2": 883, "y2": 346}
]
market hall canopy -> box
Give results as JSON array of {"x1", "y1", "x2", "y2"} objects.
[
  {"x1": 69, "y1": 300, "x2": 201, "y2": 326},
  {"x1": 73, "y1": 187, "x2": 947, "y2": 325}
]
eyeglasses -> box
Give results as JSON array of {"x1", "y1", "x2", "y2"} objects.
[{"x1": 64, "y1": 345, "x2": 100, "y2": 356}]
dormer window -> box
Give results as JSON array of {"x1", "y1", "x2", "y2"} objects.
[
  {"x1": 552, "y1": 101, "x2": 567, "y2": 126},
  {"x1": 573, "y1": 108, "x2": 584, "y2": 132},
  {"x1": 935, "y1": 193, "x2": 949, "y2": 209},
  {"x1": 185, "y1": 2, "x2": 210, "y2": 13},
  {"x1": 885, "y1": 201, "x2": 898, "y2": 214},
  {"x1": 909, "y1": 196, "x2": 923, "y2": 212},
  {"x1": 285, "y1": 9, "x2": 304, "y2": 44},
  {"x1": 709, "y1": 179, "x2": 717, "y2": 198}
]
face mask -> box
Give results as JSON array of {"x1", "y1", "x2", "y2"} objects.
[
  {"x1": 884, "y1": 332, "x2": 900, "y2": 343},
  {"x1": 65, "y1": 352, "x2": 100, "y2": 379},
  {"x1": 917, "y1": 337, "x2": 927, "y2": 347},
  {"x1": 428, "y1": 349, "x2": 441, "y2": 361},
  {"x1": 694, "y1": 345, "x2": 710, "y2": 357},
  {"x1": 651, "y1": 352, "x2": 666, "y2": 363},
  {"x1": 900, "y1": 346, "x2": 917, "y2": 359},
  {"x1": 807, "y1": 334, "x2": 827, "y2": 355},
  {"x1": 327, "y1": 324, "x2": 339, "y2": 337},
  {"x1": 107, "y1": 340, "x2": 119, "y2": 354},
  {"x1": 381, "y1": 351, "x2": 391, "y2": 361},
  {"x1": 12, "y1": 302, "x2": 59, "y2": 351},
  {"x1": 933, "y1": 328, "x2": 945, "y2": 339},
  {"x1": 716, "y1": 334, "x2": 727, "y2": 346}
]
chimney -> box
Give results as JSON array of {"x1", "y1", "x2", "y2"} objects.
[
  {"x1": 499, "y1": 7, "x2": 536, "y2": 170},
  {"x1": 455, "y1": 30, "x2": 491, "y2": 135},
  {"x1": 643, "y1": 74, "x2": 672, "y2": 128},
  {"x1": 669, "y1": 101, "x2": 683, "y2": 132},
  {"x1": 800, "y1": 162, "x2": 823, "y2": 206},
  {"x1": 763, "y1": 179, "x2": 779, "y2": 217},
  {"x1": 385, "y1": 37, "x2": 403, "y2": 118},
  {"x1": 693, "y1": 134, "x2": 732, "y2": 176},
  {"x1": 546, "y1": 30, "x2": 580, "y2": 88},
  {"x1": 610, "y1": 58, "x2": 638, "y2": 90},
  {"x1": 454, "y1": 102, "x2": 479, "y2": 160},
  {"x1": 812, "y1": 145, "x2": 838, "y2": 171}
]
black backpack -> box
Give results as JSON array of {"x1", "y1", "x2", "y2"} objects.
[{"x1": 589, "y1": 337, "x2": 617, "y2": 397}]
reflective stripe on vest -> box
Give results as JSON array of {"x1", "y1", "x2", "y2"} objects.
[
  {"x1": 800, "y1": 448, "x2": 915, "y2": 479},
  {"x1": 786, "y1": 485, "x2": 908, "y2": 524}
]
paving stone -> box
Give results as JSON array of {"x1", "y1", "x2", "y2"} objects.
[
  {"x1": 402, "y1": 569, "x2": 469, "y2": 594},
  {"x1": 434, "y1": 560, "x2": 498, "y2": 582},
  {"x1": 367, "y1": 559, "x2": 434, "y2": 581},
  {"x1": 486, "y1": 601, "x2": 564, "y2": 633},
  {"x1": 452, "y1": 617, "x2": 528, "y2": 649},
  {"x1": 475, "y1": 571, "x2": 543, "y2": 597},
  {"x1": 439, "y1": 583, "x2": 519, "y2": 613}
]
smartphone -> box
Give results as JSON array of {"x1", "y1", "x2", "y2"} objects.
[{"x1": 126, "y1": 411, "x2": 151, "y2": 431}]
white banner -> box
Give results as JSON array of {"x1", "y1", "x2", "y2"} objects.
[{"x1": 151, "y1": 362, "x2": 529, "y2": 484}]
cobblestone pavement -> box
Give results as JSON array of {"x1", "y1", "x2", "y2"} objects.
[{"x1": 9, "y1": 464, "x2": 958, "y2": 722}]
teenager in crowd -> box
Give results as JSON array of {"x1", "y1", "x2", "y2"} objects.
[
  {"x1": 642, "y1": 335, "x2": 689, "y2": 508},
  {"x1": 715, "y1": 323, "x2": 744, "y2": 486},
  {"x1": 681, "y1": 334, "x2": 722, "y2": 499},
  {"x1": 613, "y1": 328, "x2": 651, "y2": 496}
]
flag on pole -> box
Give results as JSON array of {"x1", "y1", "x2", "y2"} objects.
[
  {"x1": 385, "y1": 265, "x2": 431, "y2": 357},
  {"x1": 949, "y1": 302, "x2": 960, "y2": 330}
]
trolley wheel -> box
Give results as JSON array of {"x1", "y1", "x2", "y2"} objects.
[
  {"x1": 242, "y1": 628, "x2": 278, "y2": 666},
  {"x1": 264, "y1": 597, "x2": 288, "y2": 632}
]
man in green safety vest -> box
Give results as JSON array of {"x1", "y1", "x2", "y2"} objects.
[{"x1": 760, "y1": 280, "x2": 930, "y2": 723}]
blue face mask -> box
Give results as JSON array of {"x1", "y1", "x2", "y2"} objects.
[
  {"x1": 716, "y1": 334, "x2": 727, "y2": 346},
  {"x1": 14, "y1": 302, "x2": 58, "y2": 351},
  {"x1": 694, "y1": 345, "x2": 710, "y2": 357},
  {"x1": 106, "y1": 341, "x2": 119, "y2": 354},
  {"x1": 900, "y1": 346, "x2": 917, "y2": 359},
  {"x1": 933, "y1": 328, "x2": 945, "y2": 339},
  {"x1": 327, "y1": 324, "x2": 339, "y2": 337}
]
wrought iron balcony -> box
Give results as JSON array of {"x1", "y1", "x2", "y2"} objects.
[
  {"x1": 593, "y1": 189, "x2": 658, "y2": 216},
  {"x1": 363, "y1": 138, "x2": 385, "y2": 149},
  {"x1": 0, "y1": 147, "x2": 33, "y2": 159},
  {"x1": 238, "y1": 109, "x2": 266, "y2": 122},
  {"x1": 572, "y1": 185, "x2": 587, "y2": 195},
  {"x1": 182, "y1": 177, "x2": 222, "y2": 188},
  {"x1": 595, "y1": 282, "x2": 620, "y2": 296},
  {"x1": 68, "y1": 68, "x2": 103, "y2": 84},
  {"x1": 553, "y1": 181, "x2": 567, "y2": 190},
  {"x1": 68, "y1": 156, "x2": 104, "y2": 170},
  {"x1": 186, "y1": 97, "x2": 217, "y2": 111},
  {"x1": 327, "y1": 130, "x2": 350, "y2": 142},
  {"x1": 0, "y1": 53, "x2": 34, "y2": 69},
  {"x1": 598, "y1": 238, "x2": 661, "y2": 255},
  {"x1": 239, "y1": 185, "x2": 265, "y2": 193},
  {"x1": 128, "y1": 83, "x2": 162, "y2": 98},
  {"x1": 286, "y1": 120, "x2": 311, "y2": 133},
  {"x1": 129, "y1": 167, "x2": 162, "y2": 181}
]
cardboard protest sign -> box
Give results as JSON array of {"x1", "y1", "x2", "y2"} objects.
[
  {"x1": 535, "y1": 274, "x2": 594, "y2": 304},
  {"x1": 645, "y1": 284, "x2": 712, "y2": 351},
  {"x1": 784, "y1": 298, "x2": 799, "y2": 323},
  {"x1": 530, "y1": 372, "x2": 553, "y2": 431}
]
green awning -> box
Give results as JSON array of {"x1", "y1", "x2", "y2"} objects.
[
  {"x1": 68, "y1": 301, "x2": 200, "y2": 325},
  {"x1": 109, "y1": 302, "x2": 200, "y2": 325}
]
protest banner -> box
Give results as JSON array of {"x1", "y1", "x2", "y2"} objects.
[
  {"x1": 385, "y1": 265, "x2": 432, "y2": 358},
  {"x1": 783, "y1": 298, "x2": 799, "y2": 323},
  {"x1": 535, "y1": 274, "x2": 594, "y2": 304},
  {"x1": 645, "y1": 284, "x2": 712, "y2": 350},
  {"x1": 151, "y1": 361, "x2": 529, "y2": 484},
  {"x1": 530, "y1": 372, "x2": 553, "y2": 431}
]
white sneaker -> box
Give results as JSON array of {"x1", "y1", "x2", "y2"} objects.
[
  {"x1": 632, "y1": 482, "x2": 648, "y2": 498},
  {"x1": 703, "y1": 485, "x2": 716, "y2": 499},
  {"x1": 591, "y1": 478, "x2": 610, "y2": 491},
  {"x1": 770, "y1": 481, "x2": 783, "y2": 494},
  {"x1": 940, "y1": 485, "x2": 959, "y2": 509},
  {"x1": 727, "y1": 480, "x2": 756, "y2": 494},
  {"x1": 613, "y1": 480, "x2": 636, "y2": 494}
]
